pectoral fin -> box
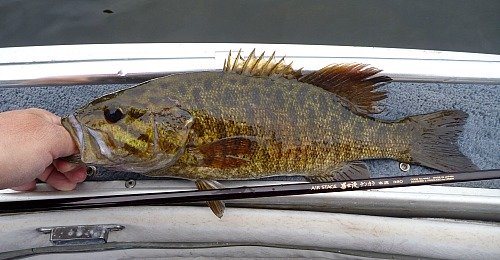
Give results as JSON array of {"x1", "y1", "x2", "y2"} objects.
[
  {"x1": 306, "y1": 161, "x2": 370, "y2": 182},
  {"x1": 198, "y1": 136, "x2": 258, "y2": 169},
  {"x1": 195, "y1": 180, "x2": 226, "y2": 218}
]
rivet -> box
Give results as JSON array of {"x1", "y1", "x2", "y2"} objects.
[
  {"x1": 86, "y1": 166, "x2": 97, "y2": 176},
  {"x1": 125, "y1": 179, "x2": 136, "y2": 188},
  {"x1": 399, "y1": 163, "x2": 410, "y2": 172}
]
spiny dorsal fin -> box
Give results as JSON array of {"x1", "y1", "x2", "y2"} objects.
[
  {"x1": 299, "y1": 64, "x2": 392, "y2": 115},
  {"x1": 224, "y1": 49, "x2": 303, "y2": 79}
]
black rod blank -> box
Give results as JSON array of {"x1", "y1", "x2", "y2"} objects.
[{"x1": 1, "y1": 169, "x2": 499, "y2": 214}]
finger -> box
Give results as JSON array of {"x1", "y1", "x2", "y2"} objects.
[
  {"x1": 8, "y1": 165, "x2": 54, "y2": 191},
  {"x1": 11, "y1": 181, "x2": 36, "y2": 191},
  {"x1": 62, "y1": 165, "x2": 87, "y2": 183},
  {"x1": 46, "y1": 123, "x2": 80, "y2": 158},
  {"x1": 26, "y1": 108, "x2": 63, "y2": 126},
  {"x1": 38, "y1": 164, "x2": 56, "y2": 181},
  {"x1": 53, "y1": 158, "x2": 82, "y2": 173},
  {"x1": 53, "y1": 159, "x2": 87, "y2": 183},
  {"x1": 38, "y1": 167, "x2": 77, "y2": 191},
  {"x1": 45, "y1": 171, "x2": 77, "y2": 191}
]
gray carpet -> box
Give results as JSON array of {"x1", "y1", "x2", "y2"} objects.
[{"x1": 1, "y1": 81, "x2": 498, "y2": 188}]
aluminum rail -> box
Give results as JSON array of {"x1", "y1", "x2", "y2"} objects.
[
  {"x1": 3, "y1": 180, "x2": 500, "y2": 222},
  {"x1": 1, "y1": 43, "x2": 499, "y2": 87},
  {"x1": 1, "y1": 169, "x2": 499, "y2": 220}
]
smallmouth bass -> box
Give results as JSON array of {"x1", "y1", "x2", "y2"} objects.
[{"x1": 62, "y1": 50, "x2": 477, "y2": 217}]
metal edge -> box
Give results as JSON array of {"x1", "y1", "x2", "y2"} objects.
[
  {"x1": 2, "y1": 180, "x2": 499, "y2": 221},
  {"x1": 0, "y1": 43, "x2": 499, "y2": 86},
  {"x1": 1, "y1": 206, "x2": 499, "y2": 259},
  {"x1": 0, "y1": 242, "x2": 427, "y2": 260}
]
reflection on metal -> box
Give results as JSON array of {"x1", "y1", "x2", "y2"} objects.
[
  {"x1": 1, "y1": 170, "x2": 498, "y2": 215},
  {"x1": 0, "y1": 43, "x2": 499, "y2": 87},
  {"x1": 125, "y1": 179, "x2": 136, "y2": 189},
  {"x1": 3, "y1": 180, "x2": 499, "y2": 221},
  {"x1": 37, "y1": 224, "x2": 124, "y2": 246},
  {"x1": 399, "y1": 162, "x2": 410, "y2": 172}
]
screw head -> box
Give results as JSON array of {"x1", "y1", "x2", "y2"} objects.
[
  {"x1": 125, "y1": 179, "x2": 136, "y2": 188},
  {"x1": 86, "y1": 166, "x2": 97, "y2": 176},
  {"x1": 399, "y1": 163, "x2": 410, "y2": 172}
]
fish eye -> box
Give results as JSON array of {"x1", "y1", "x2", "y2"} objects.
[{"x1": 103, "y1": 106, "x2": 124, "y2": 123}]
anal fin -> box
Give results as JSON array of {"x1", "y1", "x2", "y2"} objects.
[
  {"x1": 195, "y1": 180, "x2": 226, "y2": 218},
  {"x1": 306, "y1": 161, "x2": 370, "y2": 182}
]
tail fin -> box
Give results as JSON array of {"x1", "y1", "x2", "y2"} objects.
[{"x1": 405, "y1": 110, "x2": 478, "y2": 172}]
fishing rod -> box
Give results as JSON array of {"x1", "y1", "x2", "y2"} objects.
[{"x1": 1, "y1": 169, "x2": 499, "y2": 214}]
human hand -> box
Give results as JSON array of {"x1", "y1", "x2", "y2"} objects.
[{"x1": 0, "y1": 108, "x2": 86, "y2": 191}]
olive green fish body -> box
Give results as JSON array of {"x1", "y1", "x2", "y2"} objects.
[
  {"x1": 62, "y1": 50, "x2": 477, "y2": 183},
  {"x1": 134, "y1": 71, "x2": 410, "y2": 180}
]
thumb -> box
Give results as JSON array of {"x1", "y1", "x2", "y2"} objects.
[
  {"x1": 49, "y1": 123, "x2": 80, "y2": 159},
  {"x1": 28, "y1": 108, "x2": 79, "y2": 159}
]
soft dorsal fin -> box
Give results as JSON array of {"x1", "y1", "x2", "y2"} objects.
[
  {"x1": 299, "y1": 63, "x2": 392, "y2": 115},
  {"x1": 224, "y1": 49, "x2": 303, "y2": 79}
]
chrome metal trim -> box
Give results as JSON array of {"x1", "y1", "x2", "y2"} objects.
[
  {"x1": 37, "y1": 224, "x2": 124, "y2": 246},
  {"x1": 0, "y1": 43, "x2": 499, "y2": 87},
  {"x1": 2, "y1": 180, "x2": 499, "y2": 221}
]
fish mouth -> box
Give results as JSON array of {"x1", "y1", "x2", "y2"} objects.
[
  {"x1": 61, "y1": 114, "x2": 113, "y2": 165},
  {"x1": 60, "y1": 114, "x2": 189, "y2": 172},
  {"x1": 61, "y1": 114, "x2": 85, "y2": 157}
]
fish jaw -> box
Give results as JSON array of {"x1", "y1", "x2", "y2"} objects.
[
  {"x1": 61, "y1": 114, "x2": 109, "y2": 165},
  {"x1": 61, "y1": 114, "x2": 85, "y2": 158},
  {"x1": 60, "y1": 113, "x2": 190, "y2": 173}
]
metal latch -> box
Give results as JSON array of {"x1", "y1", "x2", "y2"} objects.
[{"x1": 37, "y1": 224, "x2": 124, "y2": 246}]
